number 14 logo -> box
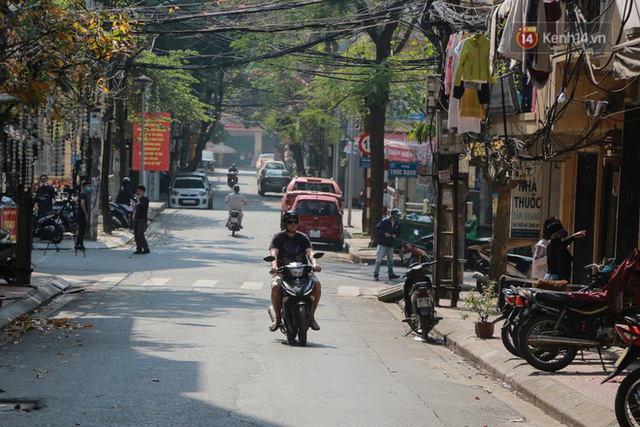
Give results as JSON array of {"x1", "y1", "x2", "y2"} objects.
[{"x1": 517, "y1": 26, "x2": 538, "y2": 49}]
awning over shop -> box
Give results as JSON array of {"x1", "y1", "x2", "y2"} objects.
[{"x1": 613, "y1": 38, "x2": 640, "y2": 80}]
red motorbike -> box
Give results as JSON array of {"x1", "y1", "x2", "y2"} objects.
[{"x1": 603, "y1": 315, "x2": 640, "y2": 427}]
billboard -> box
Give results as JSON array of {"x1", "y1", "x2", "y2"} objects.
[{"x1": 133, "y1": 112, "x2": 171, "y2": 172}]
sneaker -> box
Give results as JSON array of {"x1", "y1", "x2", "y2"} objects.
[
  {"x1": 373, "y1": 276, "x2": 379, "y2": 281},
  {"x1": 389, "y1": 274, "x2": 400, "y2": 279}
]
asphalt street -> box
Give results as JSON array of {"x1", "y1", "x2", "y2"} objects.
[{"x1": 0, "y1": 169, "x2": 564, "y2": 426}]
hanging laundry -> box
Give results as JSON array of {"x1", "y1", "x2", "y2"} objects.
[{"x1": 453, "y1": 34, "x2": 493, "y2": 87}]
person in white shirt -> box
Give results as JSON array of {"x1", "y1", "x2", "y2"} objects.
[
  {"x1": 532, "y1": 217, "x2": 557, "y2": 279},
  {"x1": 225, "y1": 184, "x2": 247, "y2": 228}
]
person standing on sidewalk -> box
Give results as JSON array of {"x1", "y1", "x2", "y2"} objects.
[
  {"x1": 132, "y1": 185, "x2": 150, "y2": 255},
  {"x1": 544, "y1": 220, "x2": 586, "y2": 281},
  {"x1": 75, "y1": 181, "x2": 90, "y2": 250},
  {"x1": 373, "y1": 208, "x2": 402, "y2": 281}
]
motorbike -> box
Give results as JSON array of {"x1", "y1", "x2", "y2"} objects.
[
  {"x1": 400, "y1": 234, "x2": 433, "y2": 267},
  {"x1": 53, "y1": 198, "x2": 77, "y2": 233},
  {"x1": 265, "y1": 252, "x2": 323, "y2": 346},
  {"x1": 227, "y1": 171, "x2": 238, "y2": 188},
  {"x1": 515, "y1": 255, "x2": 631, "y2": 372},
  {"x1": 109, "y1": 202, "x2": 132, "y2": 229},
  {"x1": 32, "y1": 209, "x2": 65, "y2": 244},
  {"x1": 469, "y1": 238, "x2": 536, "y2": 292},
  {"x1": 402, "y1": 260, "x2": 441, "y2": 341},
  {"x1": 602, "y1": 315, "x2": 640, "y2": 427},
  {"x1": 0, "y1": 230, "x2": 16, "y2": 284},
  {"x1": 227, "y1": 210, "x2": 241, "y2": 236}
]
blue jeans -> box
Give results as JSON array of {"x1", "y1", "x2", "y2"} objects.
[
  {"x1": 544, "y1": 273, "x2": 559, "y2": 280},
  {"x1": 374, "y1": 244, "x2": 395, "y2": 277}
]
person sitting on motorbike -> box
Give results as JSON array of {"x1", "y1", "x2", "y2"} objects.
[
  {"x1": 116, "y1": 177, "x2": 135, "y2": 221},
  {"x1": 228, "y1": 163, "x2": 238, "y2": 174},
  {"x1": 35, "y1": 174, "x2": 57, "y2": 215},
  {"x1": 268, "y1": 210, "x2": 322, "y2": 332},
  {"x1": 225, "y1": 184, "x2": 246, "y2": 228}
]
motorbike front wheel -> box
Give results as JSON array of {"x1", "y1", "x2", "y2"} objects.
[
  {"x1": 297, "y1": 304, "x2": 309, "y2": 346},
  {"x1": 518, "y1": 314, "x2": 577, "y2": 372},
  {"x1": 616, "y1": 367, "x2": 640, "y2": 427},
  {"x1": 51, "y1": 226, "x2": 64, "y2": 244},
  {"x1": 501, "y1": 321, "x2": 521, "y2": 357}
]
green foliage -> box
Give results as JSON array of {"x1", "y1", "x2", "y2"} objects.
[
  {"x1": 460, "y1": 282, "x2": 499, "y2": 323},
  {"x1": 134, "y1": 51, "x2": 210, "y2": 123}
]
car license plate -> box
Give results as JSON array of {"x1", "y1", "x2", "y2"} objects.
[
  {"x1": 310, "y1": 230, "x2": 320, "y2": 238},
  {"x1": 182, "y1": 199, "x2": 197, "y2": 205},
  {"x1": 417, "y1": 297, "x2": 432, "y2": 308}
]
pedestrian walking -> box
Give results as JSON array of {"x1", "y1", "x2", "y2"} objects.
[
  {"x1": 373, "y1": 208, "x2": 402, "y2": 281},
  {"x1": 544, "y1": 219, "x2": 586, "y2": 281},
  {"x1": 75, "y1": 181, "x2": 90, "y2": 251},
  {"x1": 132, "y1": 185, "x2": 150, "y2": 255}
]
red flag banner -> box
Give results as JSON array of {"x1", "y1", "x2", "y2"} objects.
[{"x1": 133, "y1": 112, "x2": 171, "y2": 172}]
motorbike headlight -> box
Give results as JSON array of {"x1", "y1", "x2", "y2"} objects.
[{"x1": 289, "y1": 267, "x2": 305, "y2": 278}]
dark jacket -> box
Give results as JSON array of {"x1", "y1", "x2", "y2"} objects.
[
  {"x1": 547, "y1": 236, "x2": 575, "y2": 281},
  {"x1": 376, "y1": 217, "x2": 401, "y2": 247}
]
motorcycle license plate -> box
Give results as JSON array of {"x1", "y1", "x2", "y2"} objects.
[
  {"x1": 230, "y1": 217, "x2": 238, "y2": 223},
  {"x1": 310, "y1": 230, "x2": 320, "y2": 238},
  {"x1": 417, "y1": 297, "x2": 432, "y2": 308},
  {"x1": 615, "y1": 347, "x2": 630, "y2": 366}
]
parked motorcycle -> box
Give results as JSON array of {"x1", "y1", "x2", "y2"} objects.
[
  {"x1": 227, "y1": 209, "x2": 241, "y2": 236},
  {"x1": 265, "y1": 252, "x2": 323, "y2": 346},
  {"x1": 402, "y1": 260, "x2": 441, "y2": 340},
  {"x1": 109, "y1": 202, "x2": 131, "y2": 229},
  {"x1": 515, "y1": 255, "x2": 632, "y2": 372},
  {"x1": 227, "y1": 171, "x2": 238, "y2": 188},
  {"x1": 602, "y1": 315, "x2": 640, "y2": 427},
  {"x1": 32, "y1": 209, "x2": 65, "y2": 244},
  {"x1": 0, "y1": 231, "x2": 16, "y2": 284},
  {"x1": 54, "y1": 198, "x2": 77, "y2": 233},
  {"x1": 400, "y1": 234, "x2": 433, "y2": 267}
]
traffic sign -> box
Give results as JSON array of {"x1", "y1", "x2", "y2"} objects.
[
  {"x1": 389, "y1": 162, "x2": 418, "y2": 178},
  {"x1": 359, "y1": 133, "x2": 371, "y2": 156}
]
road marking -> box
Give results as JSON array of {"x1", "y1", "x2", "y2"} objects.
[
  {"x1": 96, "y1": 276, "x2": 126, "y2": 285},
  {"x1": 140, "y1": 278, "x2": 171, "y2": 287},
  {"x1": 193, "y1": 279, "x2": 219, "y2": 288},
  {"x1": 240, "y1": 281, "x2": 264, "y2": 290},
  {"x1": 338, "y1": 286, "x2": 361, "y2": 297}
]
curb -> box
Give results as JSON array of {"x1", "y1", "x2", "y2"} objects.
[
  {"x1": 0, "y1": 278, "x2": 69, "y2": 331},
  {"x1": 430, "y1": 318, "x2": 616, "y2": 427}
]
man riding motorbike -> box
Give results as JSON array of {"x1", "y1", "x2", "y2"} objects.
[
  {"x1": 268, "y1": 210, "x2": 322, "y2": 332},
  {"x1": 228, "y1": 163, "x2": 238, "y2": 174},
  {"x1": 225, "y1": 184, "x2": 246, "y2": 229}
]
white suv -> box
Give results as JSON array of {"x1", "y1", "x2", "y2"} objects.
[{"x1": 169, "y1": 174, "x2": 213, "y2": 209}]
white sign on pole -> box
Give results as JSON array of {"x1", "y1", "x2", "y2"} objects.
[{"x1": 510, "y1": 163, "x2": 543, "y2": 238}]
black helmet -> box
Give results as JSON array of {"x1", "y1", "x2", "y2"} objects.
[
  {"x1": 122, "y1": 177, "x2": 130, "y2": 185},
  {"x1": 282, "y1": 210, "x2": 299, "y2": 222},
  {"x1": 233, "y1": 184, "x2": 240, "y2": 192},
  {"x1": 232, "y1": 163, "x2": 236, "y2": 167}
]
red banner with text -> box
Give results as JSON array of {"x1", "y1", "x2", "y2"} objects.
[{"x1": 133, "y1": 112, "x2": 171, "y2": 172}]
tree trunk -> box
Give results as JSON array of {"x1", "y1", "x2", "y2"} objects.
[
  {"x1": 289, "y1": 143, "x2": 306, "y2": 176},
  {"x1": 15, "y1": 184, "x2": 32, "y2": 285},
  {"x1": 101, "y1": 117, "x2": 113, "y2": 234},
  {"x1": 115, "y1": 96, "x2": 128, "y2": 183},
  {"x1": 489, "y1": 183, "x2": 512, "y2": 280},
  {"x1": 367, "y1": 101, "x2": 386, "y2": 245}
]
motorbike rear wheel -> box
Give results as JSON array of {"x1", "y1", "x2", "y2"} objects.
[
  {"x1": 419, "y1": 313, "x2": 433, "y2": 341},
  {"x1": 297, "y1": 305, "x2": 309, "y2": 346},
  {"x1": 615, "y1": 366, "x2": 640, "y2": 427},
  {"x1": 518, "y1": 314, "x2": 577, "y2": 372},
  {"x1": 51, "y1": 226, "x2": 64, "y2": 244},
  {"x1": 501, "y1": 321, "x2": 521, "y2": 357}
]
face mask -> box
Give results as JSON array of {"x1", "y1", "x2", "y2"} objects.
[{"x1": 559, "y1": 229, "x2": 568, "y2": 238}]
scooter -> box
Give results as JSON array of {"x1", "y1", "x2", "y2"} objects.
[
  {"x1": 227, "y1": 171, "x2": 238, "y2": 188},
  {"x1": 265, "y1": 252, "x2": 323, "y2": 346},
  {"x1": 402, "y1": 260, "x2": 441, "y2": 341},
  {"x1": 32, "y1": 210, "x2": 64, "y2": 244},
  {"x1": 602, "y1": 315, "x2": 640, "y2": 427},
  {"x1": 227, "y1": 210, "x2": 241, "y2": 236},
  {"x1": 109, "y1": 202, "x2": 131, "y2": 229}
]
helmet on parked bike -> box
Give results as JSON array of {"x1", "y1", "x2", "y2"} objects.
[
  {"x1": 282, "y1": 210, "x2": 299, "y2": 222},
  {"x1": 233, "y1": 184, "x2": 240, "y2": 192}
]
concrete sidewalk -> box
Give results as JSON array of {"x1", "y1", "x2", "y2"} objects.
[
  {"x1": 0, "y1": 202, "x2": 166, "y2": 332},
  {"x1": 342, "y1": 212, "x2": 618, "y2": 427}
]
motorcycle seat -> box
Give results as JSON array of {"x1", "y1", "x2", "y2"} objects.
[{"x1": 535, "y1": 291, "x2": 608, "y2": 311}]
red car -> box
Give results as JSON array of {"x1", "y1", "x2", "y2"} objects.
[
  {"x1": 281, "y1": 177, "x2": 343, "y2": 215},
  {"x1": 292, "y1": 194, "x2": 344, "y2": 251}
]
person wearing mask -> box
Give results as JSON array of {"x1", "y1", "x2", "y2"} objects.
[
  {"x1": 544, "y1": 220, "x2": 586, "y2": 281},
  {"x1": 373, "y1": 208, "x2": 402, "y2": 281},
  {"x1": 132, "y1": 185, "x2": 150, "y2": 255},
  {"x1": 532, "y1": 217, "x2": 557, "y2": 280},
  {"x1": 35, "y1": 174, "x2": 56, "y2": 215},
  {"x1": 225, "y1": 184, "x2": 247, "y2": 229},
  {"x1": 75, "y1": 181, "x2": 90, "y2": 251}
]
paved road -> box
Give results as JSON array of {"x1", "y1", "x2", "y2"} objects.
[{"x1": 0, "y1": 169, "x2": 564, "y2": 426}]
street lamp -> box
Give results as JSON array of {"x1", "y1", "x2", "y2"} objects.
[{"x1": 133, "y1": 75, "x2": 153, "y2": 189}]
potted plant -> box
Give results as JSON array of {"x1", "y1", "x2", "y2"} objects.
[{"x1": 460, "y1": 282, "x2": 499, "y2": 338}]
